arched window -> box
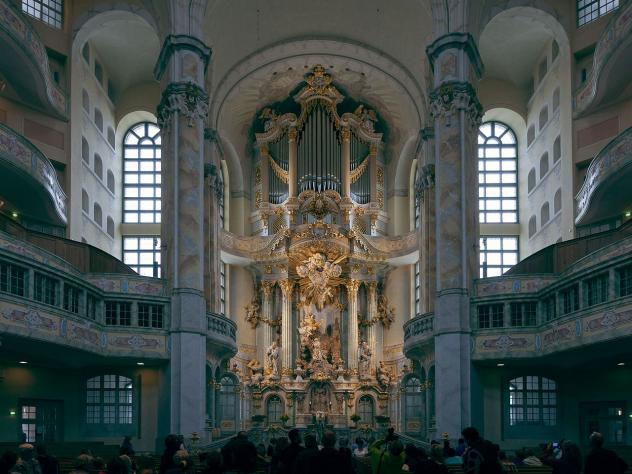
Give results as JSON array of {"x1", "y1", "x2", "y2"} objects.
[
  {"x1": 106, "y1": 217, "x2": 114, "y2": 238},
  {"x1": 94, "y1": 154, "x2": 103, "y2": 180},
  {"x1": 266, "y1": 395, "x2": 284, "y2": 424},
  {"x1": 107, "y1": 170, "x2": 115, "y2": 194},
  {"x1": 478, "y1": 121, "x2": 518, "y2": 223},
  {"x1": 82, "y1": 137, "x2": 89, "y2": 164},
  {"x1": 539, "y1": 106, "x2": 548, "y2": 131},
  {"x1": 528, "y1": 169, "x2": 536, "y2": 192},
  {"x1": 82, "y1": 90, "x2": 90, "y2": 113},
  {"x1": 529, "y1": 216, "x2": 537, "y2": 238},
  {"x1": 217, "y1": 376, "x2": 238, "y2": 433},
  {"x1": 82, "y1": 43, "x2": 90, "y2": 63},
  {"x1": 357, "y1": 395, "x2": 374, "y2": 425},
  {"x1": 94, "y1": 108, "x2": 103, "y2": 132},
  {"x1": 553, "y1": 136, "x2": 561, "y2": 163},
  {"x1": 93, "y1": 203, "x2": 102, "y2": 227},
  {"x1": 539, "y1": 153, "x2": 549, "y2": 179},
  {"x1": 552, "y1": 88, "x2": 560, "y2": 112},
  {"x1": 123, "y1": 123, "x2": 161, "y2": 223},
  {"x1": 509, "y1": 376, "x2": 557, "y2": 426},
  {"x1": 554, "y1": 189, "x2": 562, "y2": 214},
  {"x1": 552, "y1": 40, "x2": 559, "y2": 61},
  {"x1": 527, "y1": 125, "x2": 535, "y2": 147},
  {"x1": 414, "y1": 261, "x2": 420, "y2": 315},
  {"x1": 82, "y1": 189, "x2": 89, "y2": 214},
  {"x1": 404, "y1": 376, "x2": 423, "y2": 434},
  {"x1": 219, "y1": 164, "x2": 225, "y2": 229},
  {"x1": 86, "y1": 375, "x2": 133, "y2": 425},
  {"x1": 541, "y1": 202, "x2": 550, "y2": 225},
  {"x1": 107, "y1": 127, "x2": 115, "y2": 149}
]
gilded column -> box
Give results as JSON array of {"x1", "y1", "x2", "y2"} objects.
[
  {"x1": 259, "y1": 281, "x2": 274, "y2": 362},
  {"x1": 279, "y1": 279, "x2": 294, "y2": 373},
  {"x1": 366, "y1": 282, "x2": 378, "y2": 372},
  {"x1": 346, "y1": 279, "x2": 360, "y2": 370},
  {"x1": 155, "y1": 26, "x2": 213, "y2": 437},
  {"x1": 427, "y1": 32, "x2": 483, "y2": 438}
]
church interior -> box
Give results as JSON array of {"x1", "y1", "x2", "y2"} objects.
[{"x1": 1, "y1": 0, "x2": 632, "y2": 468}]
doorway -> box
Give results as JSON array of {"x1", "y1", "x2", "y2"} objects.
[
  {"x1": 579, "y1": 401, "x2": 626, "y2": 446},
  {"x1": 18, "y1": 399, "x2": 63, "y2": 443}
]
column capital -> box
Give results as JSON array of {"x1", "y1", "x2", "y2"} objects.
[
  {"x1": 429, "y1": 81, "x2": 483, "y2": 129},
  {"x1": 278, "y1": 279, "x2": 294, "y2": 296},
  {"x1": 341, "y1": 127, "x2": 351, "y2": 141},
  {"x1": 421, "y1": 126, "x2": 435, "y2": 141},
  {"x1": 426, "y1": 32, "x2": 484, "y2": 79},
  {"x1": 415, "y1": 163, "x2": 436, "y2": 203},
  {"x1": 346, "y1": 279, "x2": 360, "y2": 295},
  {"x1": 154, "y1": 34, "x2": 212, "y2": 81},
  {"x1": 261, "y1": 281, "x2": 275, "y2": 297},
  {"x1": 288, "y1": 127, "x2": 298, "y2": 141},
  {"x1": 157, "y1": 82, "x2": 209, "y2": 129}
]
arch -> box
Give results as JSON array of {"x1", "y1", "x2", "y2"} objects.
[
  {"x1": 357, "y1": 394, "x2": 375, "y2": 425},
  {"x1": 93, "y1": 203, "x2": 102, "y2": 227},
  {"x1": 82, "y1": 89, "x2": 90, "y2": 113},
  {"x1": 94, "y1": 108, "x2": 103, "y2": 132},
  {"x1": 552, "y1": 39, "x2": 559, "y2": 61},
  {"x1": 94, "y1": 153, "x2": 103, "y2": 180},
  {"x1": 106, "y1": 216, "x2": 114, "y2": 237},
  {"x1": 107, "y1": 170, "x2": 115, "y2": 194},
  {"x1": 538, "y1": 106, "x2": 548, "y2": 131},
  {"x1": 82, "y1": 43, "x2": 90, "y2": 63},
  {"x1": 529, "y1": 215, "x2": 537, "y2": 237},
  {"x1": 216, "y1": 374, "x2": 239, "y2": 434},
  {"x1": 266, "y1": 394, "x2": 284, "y2": 424},
  {"x1": 554, "y1": 188, "x2": 562, "y2": 214},
  {"x1": 82, "y1": 189, "x2": 89, "y2": 213},
  {"x1": 552, "y1": 87, "x2": 560, "y2": 112},
  {"x1": 553, "y1": 136, "x2": 561, "y2": 163},
  {"x1": 82, "y1": 137, "x2": 89, "y2": 164},
  {"x1": 541, "y1": 202, "x2": 550, "y2": 225},
  {"x1": 107, "y1": 126, "x2": 115, "y2": 149},
  {"x1": 393, "y1": 133, "x2": 424, "y2": 202},
  {"x1": 527, "y1": 125, "x2": 535, "y2": 147},
  {"x1": 539, "y1": 152, "x2": 549, "y2": 178},
  {"x1": 528, "y1": 168, "x2": 536, "y2": 192}
]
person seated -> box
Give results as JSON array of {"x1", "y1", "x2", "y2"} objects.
[
  {"x1": 498, "y1": 451, "x2": 517, "y2": 473},
  {"x1": 521, "y1": 448, "x2": 543, "y2": 466}
]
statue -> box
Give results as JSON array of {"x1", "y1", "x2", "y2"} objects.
[
  {"x1": 353, "y1": 104, "x2": 377, "y2": 132},
  {"x1": 298, "y1": 313, "x2": 321, "y2": 348},
  {"x1": 376, "y1": 361, "x2": 392, "y2": 388},
  {"x1": 265, "y1": 340, "x2": 280, "y2": 377},
  {"x1": 259, "y1": 108, "x2": 279, "y2": 131},
  {"x1": 245, "y1": 298, "x2": 261, "y2": 329},
  {"x1": 296, "y1": 253, "x2": 342, "y2": 309},
  {"x1": 247, "y1": 359, "x2": 264, "y2": 385},
  {"x1": 358, "y1": 340, "x2": 372, "y2": 378},
  {"x1": 377, "y1": 295, "x2": 395, "y2": 329}
]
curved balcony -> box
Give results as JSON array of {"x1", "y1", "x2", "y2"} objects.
[
  {"x1": 207, "y1": 312, "x2": 238, "y2": 360},
  {"x1": 575, "y1": 127, "x2": 632, "y2": 225},
  {"x1": 403, "y1": 312, "x2": 434, "y2": 358},
  {"x1": 0, "y1": 1, "x2": 67, "y2": 118},
  {"x1": 0, "y1": 122, "x2": 67, "y2": 226},
  {"x1": 574, "y1": 1, "x2": 632, "y2": 117},
  {"x1": 0, "y1": 231, "x2": 169, "y2": 361}
]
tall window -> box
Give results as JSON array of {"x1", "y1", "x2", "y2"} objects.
[
  {"x1": 478, "y1": 122, "x2": 518, "y2": 224},
  {"x1": 266, "y1": 395, "x2": 283, "y2": 424},
  {"x1": 218, "y1": 376, "x2": 238, "y2": 430},
  {"x1": 86, "y1": 375, "x2": 133, "y2": 425},
  {"x1": 414, "y1": 261, "x2": 421, "y2": 314},
  {"x1": 404, "y1": 377, "x2": 423, "y2": 433},
  {"x1": 219, "y1": 165, "x2": 226, "y2": 229},
  {"x1": 357, "y1": 395, "x2": 374, "y2": 425},
  {"x1": 123, "y1": 123, "x2": 161, "y2": 224},
  {"x1": 220, "y1": 261, "x2": 226, "y2": 314},
  {"x1": 22, "y1": 0, "x2": 63, "y2": 29},
  {"x1": 509, "y1": 376, "x2": 557, "y2": 426},
  {"x1": 578, "y1": 0, "x2": 619, "y2": 26},
  {"x1": 480, "y1": 237, "x2": 519, "y2": 277},
  {"x1": 123, "y1": 236, "x2": 161, "y2": 278}
]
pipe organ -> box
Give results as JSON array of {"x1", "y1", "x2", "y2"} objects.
[{"x1": 253, "y1": 65, "x2": 384, "y2": 234}]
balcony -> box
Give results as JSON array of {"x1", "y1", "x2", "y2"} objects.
[
  {"x1": 574, "y1": 1, "x2": 632, "y2": 117},
  {"x1": 207, "y1": 312, "x2": 238, "y2": 360},
  {"x1": 0, "y1": 1, "x2": 67, "y2": 117},
  {"x1": 575, "y1": 127, "x2": 632, "y2": 226},
  {"x1": 403, "y1": 312, "x2": 434, "y2": 358},
  {"x1": 0, "y1": 231, "x2": 169, "y2": 360},
  {"x1": 0, "y1": 123, "x2": 67, "y2": 226}
]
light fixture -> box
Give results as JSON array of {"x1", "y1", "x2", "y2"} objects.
[
  {"x1": 18, "y1": 361, "x2": 27, "y2": 364},
  {"x1": 497, "y1": 363, "x2": 505, "y2": 367},
  {"x1": 626, "y1": 211, "x2": 631, "y2": 218},
  {"x1": 617, "y1": 362, "x2": 625, "y2": 366},
  {"x1": 11, "y1": 211, "x2": 18, "y2": 218},
  {"x1": 9, "y1": 409, "x2": 16, "y2": 416},
  {"x1": 136, "y1": 362, "x2": 145, "y2": 366}
]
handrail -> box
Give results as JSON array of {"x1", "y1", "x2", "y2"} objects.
[
  {"x1": 207, "y1": 312, "x2": 237, "y2": 342},
  {"x1": 403, "y1": 312, "x2": 435, "y2": 341}
]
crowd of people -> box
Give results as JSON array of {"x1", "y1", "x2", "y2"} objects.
[{"x1": 0, "y1": 429, "x2": 628, "y2": 474}]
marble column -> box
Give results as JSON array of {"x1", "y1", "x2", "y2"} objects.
[
  {"x1": 203, "y1": 129, "x2": 222, "y2": 314},
  {"x1": 366, "y1": 282, "x2": 379, "y2": 372},
  {"x1": 427, "y1": 32, "x2": 483, "y2": 438},
  {"x1": 155, "y1": 30, "x2": 212, "y2": 438},
  {"x1": 417, "y1": 127, "x2": 436, "y2": 314},
  {"x1": 346, "y1": 279, "x2": 360, "y2": 370},
  {"x1": 258, "y1": 281, "x2": 274, "y2": 363},
  {"x1": 279, "y1": 279, "x2": 294, "y2": 373}
]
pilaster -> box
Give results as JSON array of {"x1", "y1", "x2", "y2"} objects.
[
  {"x1": 366, "y1": 282, "x2": 379, "y2": 372},
  {"x1": 346, "y1": 279, "x2": 360, "y2": 370},
  {"x1": 279, "y1": 279, "x2": 295, "y2": 373}
]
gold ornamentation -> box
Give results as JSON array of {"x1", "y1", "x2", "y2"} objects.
[
  {"x1": 346, "y1": 279, "x2": 360, "y2": 295},
  {"x1": 304, "y1": 65, "x2": 335, "y2": 96},
  {"x1": 256, "y1": 191, "x2": 263, "y2": 207},
  {"x1": 245, "y1": 297, "x2": 262, "y2": 329},
  {"x1": 288, "y1": 128, "x2": 298, "y2": 140},
  {"x1": 377, "y1": 167, "x2": 384, "y2": 186},
  {"x1": 296, "y1": 253, "x2": 343, "y2": 309},
  {"x1": 261, "y1": 281, "x2": 274, "y2": 297},
  {"x1": 268, "y1": 154, "x2": 289, "y2": 183},
  {"x1": 278, "y1": 279, "x2": 295, "y2": 296},
  {"x1": 377, "y1": 190, "x2": 384, "y2": 208},
  {"x1": 255, "y1": 166, "x2": 261, "y2": 185},
  {"x1": 350, "y1": 156, "x2": 370, "y2": 184},
  {"x1": 376, "y1": 294, "x2": 395, "y2": 329}
]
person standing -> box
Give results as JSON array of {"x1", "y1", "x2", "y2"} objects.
[
  {"x1": 278, "y1": 430, "x2": 303, "y2": 474},
  {"x1": 584, "y1": 432, "x2": 628, "y2": 474},
  {"x1": 461, "y1": 427, "x2": 502, "y2": 474},
  {"x1": 368, "y1": 429, "x2": 405, "y2": 474}
]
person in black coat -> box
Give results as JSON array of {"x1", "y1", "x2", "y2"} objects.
[{"x1": 584, "y1": 432, "x2": 628, "y2": 474}]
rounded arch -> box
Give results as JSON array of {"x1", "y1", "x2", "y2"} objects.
[{"x1": 356, "y1": 393, "x2": 376, "y2": 425}]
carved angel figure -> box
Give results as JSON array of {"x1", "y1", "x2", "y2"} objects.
[
  {"x1": 259, "y1": 108, "x2": 279, "y2": 131},
  {"x1": 296, "y1": 253, "x2": 342, "y2": 309},
  {"x1": 245, "y1": 298, "x2": 261, "y2": 329},
  {"x1": 265, "y1": 340, "x2": 280, "y2": 377},
  {"x1": 353, "y1": 105, "x2": 377, "y2": 132},
  {"x1": 376, "y1": 361, "x2": 392, "y2": 388},
  {"x1": 357, "y1": 340, "x2": 372, "y2": 376},
  {"x1": 377, "y1": 295, "x2": 395, "y2": 329}
]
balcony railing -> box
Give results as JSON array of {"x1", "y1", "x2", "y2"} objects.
[{"x1": 403, "y1": 312, "x2": 434, "y2": 357}]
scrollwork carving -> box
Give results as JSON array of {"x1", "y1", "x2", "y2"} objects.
[
  {"x1": 429, "y1": 81, "x2": 482, "y2": 129},
  {"x1": 157, "y1": 82, "x2": 209, "y2": 129}
]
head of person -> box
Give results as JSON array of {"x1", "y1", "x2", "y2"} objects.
[
  {"x1": 237, "y1": 431, "x2": 248, "y2": 441},
  {"x1": 461, "y1": 427, "x2": 481, "y2": 446},
  {"x1": 134, "y1": 457, "x2": 154, "y2": 474},
  {"x1": 304, "y1": 434, "x2": 317, "y2": 450},
  {"x1": 589, "y1": 432, "x2": 604, "y2": 448},
  {"x1": 35, "y1": 445, "x2": 47, "y2": 457},
  {"x1": 18, "y1": 444, "x2": 35, "y2": 461},
  {"x1": 288, "y1": 429, "x2": 301, "y2": 445},
  {"x1": 339, "y1": 438, "x2": 349, "y2": 449},
  {"x1": 321, "y1": 431, "x2": 336, "y2": 449},
  {"x1": 165, "y1": 434, "x2": 180, "y2": 452},
  {"x1": 106, "y1": 457, "x2": 128, "y2": 474},
  {"x1": 430, "y1": 445, "x2": 444, "y2": 463},
  {"x1": 561, "y1": 441, "x2": 582, "y2": 467},
  {"x1": 388, "y1": 440, "x2": 403, "y2": 458},
  {"x1": 75, "y1": 454, "x2": 94, "y2": 473},
  {"x1": 118, "y1": 455, "x2": 132, "y2": 474},
  {"x1": 523, "y1": 448, "x2": 535, "y2": 458},
  {"x1": 498, "y1": 451, "x2": 508, "y2": 461}
]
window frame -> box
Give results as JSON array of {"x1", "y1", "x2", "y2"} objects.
[
  {"x1": 577, "y1": 0, "x2": 620, "y2": 27},
  {"x1": 85, "y1": 374, "x2": 135, "y2": 432},
  {"x1": 508, "y1": 375, "x2": 557, "y2": 429},
  {"x1": 480, "y1": 236, "x2": 519, "y2": 278},
  {"x1": 122, "y1": 236, "x2": 161, "y2": 278},
  {"x1": 21, "y1": 0, "x2": 63, "y2": 29}
]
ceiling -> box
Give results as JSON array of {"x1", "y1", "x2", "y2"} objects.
[
  {"x1": 89, "y1": 18, "x2": 160, "y2": 96},
  {"x1": 479, "y1": 13, "x2": 554, "y2": 88}
]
